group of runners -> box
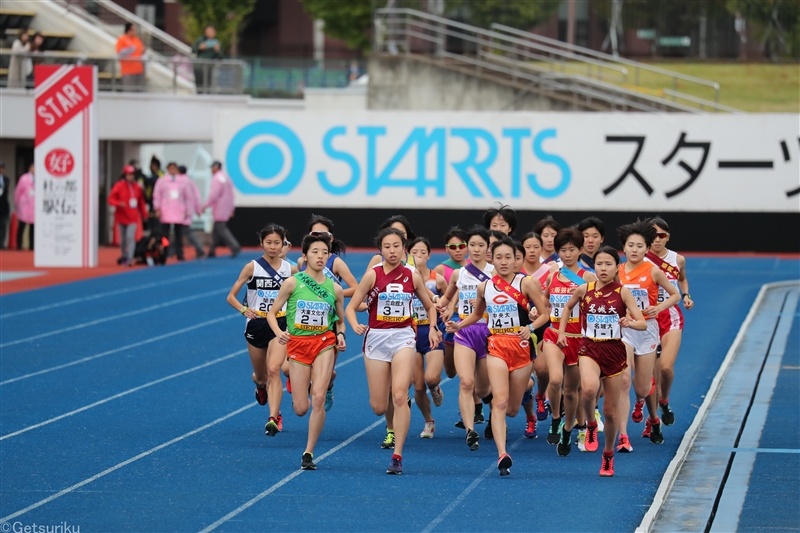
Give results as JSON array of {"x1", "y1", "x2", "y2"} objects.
[{"x1": 226, "y1": 207, "x2": 693, "y2": 477}]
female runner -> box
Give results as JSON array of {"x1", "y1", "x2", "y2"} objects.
[
  {"x1": 533, "y1": 216, "x2": 562, "y2": 266},
  {"x1": 434, "y1": 227, "x2": 469, "y2": 380}
]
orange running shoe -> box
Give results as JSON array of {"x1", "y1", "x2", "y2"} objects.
[
  {"x1": 585, "y1": 423, "x2": 599, "y2": 452},
  {"x1": 642, "y1": 418, "x2": 652, "y2": 438},
  {"x1": 600, "y1": 452, "x2": 615, "y2": 477},
  {"x1": 632, "y1": 399, "x2": 645, "y2": 423},
  {"x1": 616, "y1": 434, "x2": 633, "y2": 453}
]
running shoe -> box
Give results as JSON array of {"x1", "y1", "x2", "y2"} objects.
[
  {"x1": 407, "y1": 394, "x2": 412, "y2": 409},
  {"x1": 650, "y1": 418, "x2": 664, "y2": 444},
  {"x1": 466, "y1": 429, "x2": 480, "y2": 451},
  {"x1": 381, "y1": 428, "x2": 395, "y2": 449},
  {"x1": 498, "y1": 453, "x2": 512, "y2": 477},
  {"x1": 595, "y1": 408, "x2": 604, "y2": 432},
  {"x1": 454, "y1": 415, "x2": 466, "y2": 429},
  {"x1": 386, "y1": 455, "x2": 403, "y2": 475},
  {"x1": 521, "y1": 388, "x2": 533, "y2": 406},
  {"x1": 286, "y1": 377, "x2": 292, "y2": 394},
  {"x1": 600, "y1": 452, "x2": 615, "y2": 477},
  {"x1": 265, "y1": 417, "x2": 279, "y2": 437},
  {"x1": 585, "y1": 423, "x2": 599, "y2": 452},
  {"x1": 547, "y1": 418, "x2": 561, "y2": 445},
  {"x1": 484, "y1": 417, "x2": 493, "y2": 440},
  {"x1": 576, "y1": 428, "x2": 587, "y2": 452},
  {"x1": 535, "y1": 396, "x2": 550, "y2": 421},
  {"x1": 616, "y1": 434, "x2": 633, "y2": 453},
  {"x1": 660, "y1": 400, "x2": 675, "y2": 426},
  {"x1": 632, "y1": 399, "x2": 645, "y2": 423},
  {"x1": 524, "y1": 417, "x2": 537, "y2": 439},
  {"x1": 641, "y1": 418, "x2": 652, "y2": 438},
  {"x1": 254, "y1": 384, "x2": 267, "y2": 406},
  {"x1": 557, "y1": 426, "x2": 572, "y2": 457},
  {"x1": 474, "y1": 404, "x2": 485, "y2": 424},
  {"x1": 420, "y1": 420, "x2": 436, "y2": 438},
  {"x1": 430, "y1": 385, "x2": 444, "y2": 407},
  {"x1": 301, "y1": 452, "x2": 316, "y2": 470},
  {"x1": 276, "y1": 413, "x2": 283, "y2": 432},
  {"x1": 324, "y1": 386, "x2": 334, "y2": 412}
]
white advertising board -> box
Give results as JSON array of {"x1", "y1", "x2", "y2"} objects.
[
  {"x1": 214, "y1": 111, "x2": 799, "y2": 212},
  {"x1": 34, "y1": 65, "x2": 99, "y2": 267}
]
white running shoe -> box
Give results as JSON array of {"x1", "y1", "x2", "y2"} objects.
[
  {"x1": 430, "y1": 385, "x2": 444, "y2": 407},
  {"x1": 420, "y1": 420, "x2": 436, "y2": 438},
  {"x1": 595, "y1": 409, "x2": 605, "y2": 433},
  {"x1": 577, "y1": 428, "x2": 588, "y2": 452}
]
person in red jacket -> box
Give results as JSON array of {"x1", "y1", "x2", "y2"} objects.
[{"x1": 108, "y1": 164, "x2": 148, "y2": 266}]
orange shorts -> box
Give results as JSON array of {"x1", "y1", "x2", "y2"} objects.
[
  {"x1": 543, "y1": 327, "x2": 579, "y2": 366},
  {"x1": 287, "y1": 332, "x2": 336, "y2": 366},
  {"x1": 487, "y1": 334, "x2": 532, "y2": 372}
]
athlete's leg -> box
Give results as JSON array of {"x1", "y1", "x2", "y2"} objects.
[
  {"x1": 634, "y1": 351, "x2": 658, "y2": 420},
  {"x1": 306, "y1": 350, "x2": 335, "y2": 455},
  {"x1": 534, "y1": 343, "x2": 550, "y2": 398},
  {"x1": 424, "y1": 349, "x2": 444, "y2": 390},
  {"x1": 617, "y1": 344, "x2": 635, "y2": 438},
  {"x1": 543, "y1": 342, "x2": 566, "y2": 420},
  {"x1": 601, "y1": 373, "x2": 623, "y2": 454},
  {"x1": 443, "y1": 342, "x2": 457, "y2": 379},
  {"x1": 579, "y1": 358, "x2": 601, "y2": 429},
  {"x1": 486, "y1": 356, "x2": 510, "y2": 457},
  {"x1": 363, "y1": 355, "x2": 392, "y2": 416},
  {"x1": 562, "y1": 363, "x2": 581, "y2": 432},
  {"x1": 289, "y1": 362, "x2": 313, "y2": 416},
  {"x1": 248, "y1": 344, "x2": 268, "y2": 386},
  {"x1": 658, "y1": 330, "x2": 682, "y2": 402},
  {"x1": 474, "y1": 356, "x2": 491, "y2": 399},
  {"x1": 390, "y1": 348, "x2": 416, "y2": 457},
  {"x1": 454, "y1": 343, "x2": 478, "y2": 431},
  {"x1": 267, "y1": 340, "x2": 287, "y2": 420},
  {"x1": 414, "y1": 352, "x2": 432, "y2": 421}
]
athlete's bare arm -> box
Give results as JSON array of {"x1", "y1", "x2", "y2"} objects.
[
  {"x1": 227, "y1": 262, "x2": 258, "y2": 319},
  {"x1": 620, "y1": 287, "x2": 648, "y2": 331},
  {"x1": 346, "y1": 269, "x2": 376, "y2": 335},
  {"x1": 267, "y1": 277, "x2": 297, "y2": 343},
  {"x1": 556, "y1": 284, "x2": 587, "y2": 347},
  {"x1": 649, "y1": 267, "x2": 681, "y2": 318},
  {"x1": 333, "y1": 283, "x2": 347, "y2": 351},
  {"x1": 447, "y1": 281, "x2": 486, "y2": 332},
  {"x1": 413, "y1": 270, "x2": 441, "y2": 349},
  {"x1": 677, "y1": 254, "x2": 693, "y2": 310},
  {"x1": 333, "y1": 257, "x2": 358, "y2": 298}
]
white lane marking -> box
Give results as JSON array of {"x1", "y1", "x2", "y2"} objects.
[
  {"x1": 0, "y1": 350, "x2": 246, "y2": 441},
  {"x1": 0, "y1": 403, "x2": 257, "y2": 525},
  {"x1": 421, "y1": 437, "x2": 524, "y2": 533},
  {"x1": 1, "y1": 272, "x2": 218, "y2": 319},
  {"x1": 0, "y1": 315, "x2": 238, "y2": 386},
  {"x1": 0, "y1": 288, "x2": 229, "y2": 348}
]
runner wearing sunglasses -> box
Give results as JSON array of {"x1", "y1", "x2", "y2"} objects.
[
  {"x1": 616, "y1": 220, "x2": 680, "y2": 452},
  {"x1": 346, "y1": 227, "x2": 441, "y2": 474},
  {"x1": 226, "y1": 224, "x2": 298, "y2": 437},
  {"x1": 434, "y1": 227, "x2": 468, "y2": 381},
  {"x1": 267, "y1": 233, "x2": 346, "y2": 470},
  {"x1": 437, "y1": 226, "x2": 494, "y2": 452},
  {"x1": 448, "y1": 236, "x2": 548, "y2": 475},
  {"x1": 646, "y1": 217, "x2": 692, "y2": 432}
]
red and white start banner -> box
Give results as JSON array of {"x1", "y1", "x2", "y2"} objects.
[{"x1": 34, "y1": 65, "x2": 98, "y2": 267}]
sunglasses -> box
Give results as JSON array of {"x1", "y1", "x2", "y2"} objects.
[
  {"x1": 655, "y1": 232, "x2": 669, "y2": 239},
  {"x1": 310, "y1": 230, "x2": 332, "y2": 238},
  {"x1": 445, "y1": 242, "x2": 467, "y2": 250},
  {"x1": 283, "y1": 240, "x2": 291, "y2": 247}
]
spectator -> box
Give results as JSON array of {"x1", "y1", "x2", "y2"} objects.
[
  {"x1": 178, "y1": 164, "x2": 206, "y2": 260},
  {"x1": 116, "y1": 23, "x2": 145, "y2": 91},
  {"x1": 142, "y1": 155, "x2": 163, "y2": 232},
  {"x1": 192, "y1": 25, "x2": 222, "y2": 93},
  {"x1": 14, "y1": 163, "x2": 35, "y2": 250},
  {"x1": 108, "y1": 164, "x2": 148, "y2": 266},
  {"x1": 28, "y1": 33, "x2": 45, "y2": 84},
  {"x1": 8, "y1": 29, "x2": 31, "y2": 89},
  {"x1": 152, "y1": 162, "x2": 191, "y2": 261},
  {"x1": 203, "y1": 160, "x2": 240, "y2": 258},
  {"x1": 0, "y1": 161, "x2": 8, "y2": 248}
]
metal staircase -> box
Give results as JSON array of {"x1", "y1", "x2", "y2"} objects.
[{"x1": 374, "y1": 8, "x2": 741, "y2": 113}]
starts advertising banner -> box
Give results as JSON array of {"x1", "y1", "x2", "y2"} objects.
[
  {"x1": 214, "y1": 111, "x2": 799, "y2": 212},
  {"x1": 34, "y1": 65, "x2": 98, "y2": 267}
]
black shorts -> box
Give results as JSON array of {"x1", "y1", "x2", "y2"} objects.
[
  {"x1": 244, "y1": 317, "x2": 286, "y2": 349},
  {"x1": 533, "y1": 321, "x2": 548, "y2": 347}
]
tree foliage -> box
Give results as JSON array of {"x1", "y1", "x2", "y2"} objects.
[
  {"x1": 726, "y1": 0, "x2": 800, "y2": 58},
  {"x1": 301, "y1": 0, "x2": 374, "y2": 53},
  {"x1": 447, "y1": 0, "x2": 561, "y2": 30},
  {"x1": 179, "y1": 0, "x2": 257, "y2": 54}
]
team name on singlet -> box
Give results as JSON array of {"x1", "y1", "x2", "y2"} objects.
[
  {"x1": 487, "y1": 303, "x2": 520, "y2": 334},
  {"x1": 377, "y1": 292, "x2": 412, "y2": 322},
  {"x1": 293, "y1": 300, "x2": 331, "y2": 332}
]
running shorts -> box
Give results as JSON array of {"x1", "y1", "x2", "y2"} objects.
[
  {"x1": 416, "y1": 324, "x2": 443, "y2": 355},
  {"x1": 578, "y1": 338, "x2": 627, "y2": 378},
  {"x1": 657, "y1": 305, "x2": 684, "y2": 338},
  {"x1": 487, "y1": 335, "x2": 532, "y2": 372},
  {"x1": 244, "y1": 317, "x2": 286, "y2": 349},
  {"x1": 543, "y1": 327, "x2": 579, "y2": 366},
  {"x1": 287, "y1": 331, "x2": 336, "y2": 366},
  {"x1": 363, "y1": 326, "x2": 416, "y2": 362},
  {"x1": 622, "y1": 319, "x2": 660, "y2": 356},
  {"x1": 454, "y1": 323, "x2": 490, "y2": 360}
]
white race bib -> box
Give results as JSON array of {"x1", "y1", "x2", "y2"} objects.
[
  {"x1": 255, "y1": 289, "x2": 284, "y2": 317},
  {"x1": 294, "y1": 300, "x2": 330, "y2": 332},
  {"x1": 377, "y1": 292, "x2": 411, "y2": 322},
  {"x1": 549, "y1": 293, "x2": 578, "y2": 322},
  {"x1": 413, "y1": 298, "x2": 429, "y2": 325},
  {"x1": 627, "y1": 286, "x2": 649, "y2": 311},
  {"x1": 586, "y1": 314, "x2": 620, "y2": 340}
]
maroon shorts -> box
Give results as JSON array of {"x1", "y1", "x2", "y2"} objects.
[
  {"x1": 578, "y1": 338, "x2": 628, "y2": 378},
  {"x1": 543, "y1": 327, "x2": 579, "y2": 366}
]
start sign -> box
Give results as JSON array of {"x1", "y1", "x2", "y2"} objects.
[{"x1": 34, "y1": 65, "x2": 98, "y2": 267}]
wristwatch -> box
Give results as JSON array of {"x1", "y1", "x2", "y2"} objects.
[{"x1": 336, "y1": 331, "x2": 346, "y2": 340}]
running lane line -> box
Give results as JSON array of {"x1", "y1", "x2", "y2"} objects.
[
  {"x1": 0, "y1": 271, "x2": 220, "y2": 319},
  {"x1": 0, "y1": 315, "x2": 238, "y2": 386},
  {"x1": 420, "y1": 436, "x2": 525, "y2": 533},
  {"x1": 199, "y1": 375, "x2": 455, "y2": 533},
  {"x1": 0, "y1": 350, "x2": 246, "y2": 441},
  {"x1": 0, "y1": 353, "x2": 363, "y2": 523},
  {"x1": 0, "y1": 288, "x2": 229, "y2": 348}
]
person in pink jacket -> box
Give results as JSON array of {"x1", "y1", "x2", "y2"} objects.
[
  {"x1": 203, "y1": 161, "x2": 240, "y2": 258},
  {"x1": 14, "y1": 163, "x2": 35, "y2": 250},
  {"x1": 152, "y1": 162, "x2": 191, "y2": 261},
  {"x1": 178, "y1": 165, "x2": 205, "y2": 260}
]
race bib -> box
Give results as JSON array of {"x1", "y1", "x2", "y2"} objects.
[
  {"x1": 129, "y1": 198, "x2": 138, "y2": 208},
  {"x1": 627, "y1": 286, "x2": 649, "y2": 311},
  {"x1": 255, "y1": 289, "x2": 284, "y2": 317},
  {"x1": 657, "y1": 279, "x2": 679, "y2": 304},
  {"x1": 294, "y1": 299, "x2": 330, "y2": 332},
  {"x1": 377, "y1": 292, "x2": 411, "y2": 322},
  {"x1": 488, "y1": 304, "x2": 520, "y2": 334},
  {"x1": 586, "y1": 314, "x2": 620, "y2": 340},
  {"x1": 458, "y1": 288, "x2": 477, "y2": 319},
  {"x1": 549, "y1": 293, "x2": 578, "y2": 322},
  {"x1": 413, "y1": 298, "x2": 429, "y2": 325}
]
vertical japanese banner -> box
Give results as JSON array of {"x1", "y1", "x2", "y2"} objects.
[{"x1": 34, "y1": 65, "x2": 98, "y2": 267}]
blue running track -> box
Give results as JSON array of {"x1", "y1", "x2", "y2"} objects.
[{"x1": 0, "y1": 253, "x2": 797, "y2": 532}]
